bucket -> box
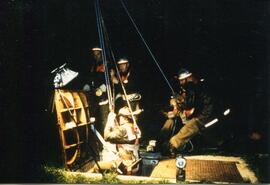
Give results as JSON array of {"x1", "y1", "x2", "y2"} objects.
[{"x1": 140, "y1": 151, "x2": 162, "y2": 176}]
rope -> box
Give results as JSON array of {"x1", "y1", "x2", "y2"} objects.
[
  {"x1": 120, "y1": 0, "x2": 175, "y2": 95},
  {"x1": 95, "y1": 0, "x2": 112, "y2": 107},
  {"x1": 94, "y1": 0, "x2": 114, "y2": 110},
  {"x1": 94, "y1": 0, "x2": 145, "y2": 142},
  {"x1": 101, "y1": 4, "x2": 118, "y2": 111},
  {"x1": 95, "y1": 4, "x2": 140, "y2": 140},
  {"x1": 111, "y1": 57, "x2": 141, "y2": 143},
  {"x1": 99, "y1": 10, "x2": 118, "y2": 110}
]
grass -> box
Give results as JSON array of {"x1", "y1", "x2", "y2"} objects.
[
  {"x1": 38, "y1": 141, "x2": 268, "y2": 184},
  {"x1": 41, "y1": 165, "x2": 171, "y2": 184},
  {"x1": 40, "y1": 150, "x2": 269, "y2": 183},
  {"x1": 241, "y1": 154, "x2": 269, "y2": 183}
]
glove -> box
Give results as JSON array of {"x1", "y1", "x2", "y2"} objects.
[
  {"x1": 95, "y1": 84, "x2": 107, "y2": 96},
  {"x1": 95, "y1": 88, "x2": 102, "y2": 96},
  {"x1": 170, "y1": 98, "x2": 177, "y2": 107},
  {"x1": 110, "y1": 69, "x2": 119, "y2": 84}
]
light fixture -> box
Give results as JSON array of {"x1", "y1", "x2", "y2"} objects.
[{"x1": 51, "y1": 63, "x2": 78, "y2": 88}]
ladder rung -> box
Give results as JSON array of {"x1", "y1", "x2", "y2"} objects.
[
  {"x1": 61, "y1": 107, "x2": 81, "y2": 112},
  {"x1": 63, "y1": 122, "x2": 91, "y2": 131},
  {"x1": 64, "y1": 141, "x2": 84, "y2": 149}
]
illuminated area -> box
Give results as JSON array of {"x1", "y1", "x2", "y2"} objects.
[{"x1": 2, "y1": 0, "x2": 268, "y2": 183}]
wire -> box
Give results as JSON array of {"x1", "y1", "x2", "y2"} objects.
[
  {"x1": 120, "y1": 0, "x2": 175, "y2": 95},
  {"x1": 94, "y1": 0, "x2": 114, "y2": 110}
]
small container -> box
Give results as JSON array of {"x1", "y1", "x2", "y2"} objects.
[
  {"x1": 140, "y1": 151, "x2": 161, "y2": 176},
  {"x1": 176, "y1": 155, "x2": 186, "y2": 181},
  {"x1": 146, "y1": 140, "x2": 157, "y2": 152}
]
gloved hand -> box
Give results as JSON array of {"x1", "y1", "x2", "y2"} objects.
[
  {"x1": 95, "y1": 84, "x2": 107, "y2": 96},
  {"x1": 170, "y1": 98, "x2": 178, "y2": 107},
  {"x1": 95, "y1": 88, "x2": 102, "y2": 96},
  {"x1": 110, "y1": 69, "x2": 119, "y2": 84}
]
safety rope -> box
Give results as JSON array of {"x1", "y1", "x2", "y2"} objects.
[
  {"x1": 94, "y1": 0, "x2": 114, "y2": 110},
  {"x1": 114, "y1": 64, "x2": 141, "y2": 144},
  {"x1": 120, "y1": 0, "x2": 175, "y2": 95},
  {"x1": 99, "y1": 10, "x2": 118, "y2": 109},
  {"x1": 94, "y1": 0, "x2": 142, "y2": 143},
  {"x1": 95, "y1": 0, "x2": 112, "y2": 106}
]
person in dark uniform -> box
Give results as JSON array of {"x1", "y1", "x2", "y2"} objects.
[
  {"x1": 159, "y1": 68, "x2": 226, "y2": 155},
  {"x1": 111, "y1": 58, "x2": 143, "y2": 119},
  {"x1": 83, "y1": 47, "x2": 109, "y2": 136}
]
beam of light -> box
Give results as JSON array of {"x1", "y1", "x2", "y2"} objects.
[
  {"x1": 223, "y1": 109, "x2": 230, "y2": 116},
  {"x1": 204, "y1": 118, "x2": 218, "y2": 128}
]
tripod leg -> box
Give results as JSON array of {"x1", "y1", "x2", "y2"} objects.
[{"x1": 86, "y1": 142, "x2": 104, "y2": 175}]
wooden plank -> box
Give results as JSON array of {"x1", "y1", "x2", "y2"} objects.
[{"x1": 150, "y1": 158, "x2": 176, "y2": 179}]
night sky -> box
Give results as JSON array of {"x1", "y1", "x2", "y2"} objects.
[{"x1": 1, "y1": 0, "x2": 269, "y2": 182}]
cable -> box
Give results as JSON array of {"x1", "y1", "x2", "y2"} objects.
[
  {"x1": 120, "y1": 0, "x2": 175, "y2": 95},
  {"x1": 94, "y1": 0, "x2": 114, "y2": 110}
]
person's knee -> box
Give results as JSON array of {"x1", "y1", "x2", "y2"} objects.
[{"x1": 169, "y1": 119, "x2": 201, "y2": 149}]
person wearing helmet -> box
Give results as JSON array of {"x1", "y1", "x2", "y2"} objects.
[
  {"x1": 159, "y1": 68, "x2": 217, "y2": 156},
  {"x1": 104, "y1": 106, "x2": 142, "y2": 144},
  {"x1": 111, "y1": 58, "x2": 142, "y2": 119},
  {"x1": 83, "y1": 47, "x2": 110, "y2": 136},
  {"x1": 101, "y1": 106, "x2": 142, "y2": 174}
]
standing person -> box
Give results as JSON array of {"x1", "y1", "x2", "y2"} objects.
[
  {"x1": 83, "y1": 47, "x2": 109, "y2": 136},
  {"x1": 159, "y1": 68, "x2": 225, "y2": 155},
  {"x1": 111, "y1": 58, "x2": 143, "y2": 119}
]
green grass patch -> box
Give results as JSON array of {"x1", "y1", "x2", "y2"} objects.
[{"x1": 42, "y1": 165, "x2": 171, "y2": 184}]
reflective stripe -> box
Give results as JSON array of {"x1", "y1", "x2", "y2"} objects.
[{"x1": 204, "y1": 118, "x2": 218, "y2": 128}]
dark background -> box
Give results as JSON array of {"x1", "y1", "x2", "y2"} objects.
[{"x1": 1, "y1": 0, "x2": 269, "y2": 182}]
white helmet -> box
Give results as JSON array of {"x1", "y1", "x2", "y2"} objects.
[
  {"x1": 117, "y1": 58, "x2": 129, "y2": 65},
  {"x1": 178, "y1": 68, "x2": 192, "y2": 80}
]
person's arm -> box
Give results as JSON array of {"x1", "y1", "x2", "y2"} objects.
[
  {"x1": 104, "y1": 112, "x2": 117, "y2": 140},
  {"x1": 110, "y1": 69, "x2": 119, "y2": 84}
]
